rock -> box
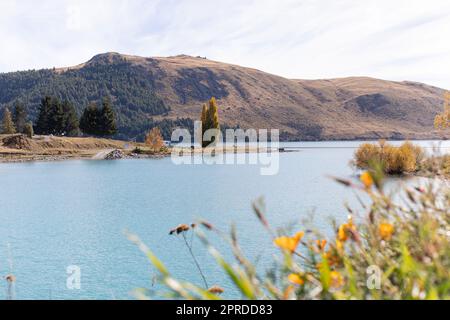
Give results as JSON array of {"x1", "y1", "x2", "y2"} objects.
[{"x1": 104, "y1": 149, "x2": 125, "y2": 160}]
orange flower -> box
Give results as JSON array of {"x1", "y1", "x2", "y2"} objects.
[
  {"x1": 274, "y1": 231, "x2": 304, "y2": 253},
  {"x1": 330, "y1": 271, "x2": 344, "y2": 288},
  {"x1": 323, "y1": 248, "x2": 341, "y2": 266},
  {"x1": 283, "y1": 285, "x2": 295, "y2": 300},
  {"x1": 379, "y1": 222, "x2": 395, "y2": 240},
  {"x1": 360, "y1": 171, "x2": 374, "y2": 189},
  {"x1": 337, "y1": 217, "x2": 357, "y2": 242},
  {"x1": 288, "y1": 273, "x2": 304, "y2": 286},
  {"x1": 316, "y1": 239, "x2": 327, "y2": 251}
]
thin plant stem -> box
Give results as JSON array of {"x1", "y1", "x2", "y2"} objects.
[{"x1": 182, "y1": 233, "x2": 208, "y2": 289}]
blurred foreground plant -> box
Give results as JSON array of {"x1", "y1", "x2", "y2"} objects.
[{"x1": 130, "y1": 165, "x2": 449, "y2": 300}]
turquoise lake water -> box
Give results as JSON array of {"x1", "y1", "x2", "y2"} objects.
[{"x1": 0, "y1": 141, "x2": 448, "y2": 299}]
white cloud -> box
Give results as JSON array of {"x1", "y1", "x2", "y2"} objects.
[{"x1": 0, "y1": 0, "x2": 449, "y2": 88}]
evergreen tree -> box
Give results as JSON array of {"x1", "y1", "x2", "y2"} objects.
[
  {"x1": 35, "y1": 96, "x2": 52, "y2": 135},
  {"x1": 62, "y1": 100, "x2": 79, "y2": 136},
  {"x1": 1, "y1": 108, "x2": 16, "y2": 134},
  {"x1": 47, "y1": 97, "x2": 65, "y2": 135},
  {"x1": 98, "y1": 97, "x2": 117, "y2": 136},
  {"x1": 79, "y1": 103, "x2": 99, "y2": 136},
  {"x1": 13, "y1": 102, "x2": 27, "y2": 133}
]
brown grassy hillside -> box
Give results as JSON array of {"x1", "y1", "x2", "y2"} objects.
[
  {"x1": 4, "y1": 52, "x2": 449, "y2": 140},
  {"x1": 91, "y1": 53, "x2": 445, "y2": 140},
  {"x1": 0, "y1": 134, "x2": 130, "y2": 161}
]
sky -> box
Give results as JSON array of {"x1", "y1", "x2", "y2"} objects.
[{"x1": 0, "y1": 0, "x2": 449, "y2": 88}]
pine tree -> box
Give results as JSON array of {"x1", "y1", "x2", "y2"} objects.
[
  {"x1": 80, "y1": 103, "x2": 99, "y2": 136},
  {"x1": 13, "y1": 102, "x2": 27, "y2": 133},
  {"x1": 1, "y1": 108, "x2": 16, "y2": 134},
  {"x1": 98, "y1": 97, "x2": 117, "y2": 137},
  {"x1": 35, "y1": 96, "x2": 52, "y2": 135},
  {"x1": 47, "y1": 97, "x2": 65, "y2": 135},
  {"x1": 62, "y1": 100, "x2": 79, "y2": 136}
]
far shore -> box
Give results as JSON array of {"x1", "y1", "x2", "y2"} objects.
[
  {"x1": 0, "y1": 134, "x2": 296, "y2": 164},
  {"x1": 1, "y1": 133, "x2": 448, "y2": 164}
]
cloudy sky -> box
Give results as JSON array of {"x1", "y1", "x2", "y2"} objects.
[{"x1": 0, "y1": 0, "x2": 449, "y2": 88}]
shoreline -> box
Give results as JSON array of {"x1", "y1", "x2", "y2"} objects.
[
  {"x1": 0, "y1": 147, "x2": 294, "y2": 164},
  {"x1": 1, "y1": 134, "x2": 448, "y2": 164}
]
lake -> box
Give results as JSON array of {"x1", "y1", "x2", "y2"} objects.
[{"x1": 0, "y1": 140, "x2": 448, "y2": 299}]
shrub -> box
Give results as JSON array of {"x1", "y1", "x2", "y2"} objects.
[
  {"x1": 420, "y1": 154, "x2": 450, "y2": 178},
  {"x1": 354, "y1": 143, "x2": 380, "y2": 168},
  {"x1": 354, "y1": 141, "x2": 424, "y2": 174},
  {"x1": 145, "y1": 127, "x2": 165, "y2": 151},
  {"x1": 23, "y1": 122, "x2": 34, "y2": 138}
]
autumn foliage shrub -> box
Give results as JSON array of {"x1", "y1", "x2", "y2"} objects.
[{"x1": 354, "y1": 141, "x2": 424, "y2": 174}]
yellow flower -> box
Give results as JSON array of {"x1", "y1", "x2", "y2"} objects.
[
  {"x1": 337, "y1": 217, "x2": 357, "y2": 242},
  {"x1": 274, "y1": 231, "x2": 304, "y2": 253},
  {"x1": 335, "y1": 239, "x2": 344, "y2": 252},
  {"x1": 338, "y1": 224, "x2": 348, "y2": 242},
  {"x1": 379, "y1": 222, "x2": 395, "y2": 240},
  {"x1": 288, "y1": 273, "x2": 304, "y2": 286},
  {"x1": 330, "y1": 271, "x2": 344, "y2": 288},
  {"x1": 360, "y1": 171, "x2": 374, "y2": 189}
]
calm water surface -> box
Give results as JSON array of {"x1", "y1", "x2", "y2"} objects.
[{"x1": 0, "y1": 141, "x2": 448, "y2": 299}]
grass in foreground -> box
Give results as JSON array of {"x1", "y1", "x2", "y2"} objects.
[{"x1": 129, "y1": 163, "x2": 450, "y2": 300}]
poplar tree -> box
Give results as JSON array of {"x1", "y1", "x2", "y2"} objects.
[
  {"x1": 200, "y1": 97, "x2": 220, "y2": 147},
  {"x1": 13, "y1": 102, "x2": 27, "y2": 133},
  {"x1": 1, "y1": 108, "x2": 16, "y2": 134},
  {"x1": 24, "y1": 122, "x2": 34, "y2": 138},
  {"x1": 208, "y1": 97, "x2": 220, "y2": 130}
]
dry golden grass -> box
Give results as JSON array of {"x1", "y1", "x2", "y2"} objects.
[
  {"x1": 354, "y1": 140, "x2": 425, "y2": 174},
  {"x1": 0, "y1": 134, "x2": 135, "y2": 161}
]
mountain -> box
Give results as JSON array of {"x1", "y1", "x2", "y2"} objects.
[{"x1": 0, "y1": 52, "x2": 446, "y2": 141}]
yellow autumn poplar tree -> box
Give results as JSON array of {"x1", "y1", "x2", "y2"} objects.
[
  {"x1": 200, "y1": 97, "x2": 220, "y2": 148},
  {"x1": 434, "y1": 91, "x2": 450, "y2": 130}
]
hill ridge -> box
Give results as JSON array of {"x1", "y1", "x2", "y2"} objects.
[{"x1": 0, "y1": 53, "x2": 446, "y2": 141}]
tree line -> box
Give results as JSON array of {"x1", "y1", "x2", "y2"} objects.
[
  {"x1": 0, "y1": 61, "x2": 170, "y2": 141},
  {"x1": 1, "y1": 95, "x2": 117, "y2": 137}
]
